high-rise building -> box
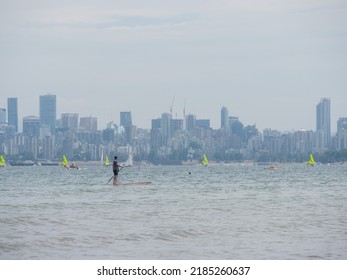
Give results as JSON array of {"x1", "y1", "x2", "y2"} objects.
[
  {"x1": 120, "y1": 112, "x2": 132, "y2": 128},
  {"x1": 337, "y1": 117, "x2": 347, "y2": 150},
  {"x1": 79, "y1": 117, "x2": 97, "y2": 131},
  {"x1": 23, "y1": 116, "x2": 40, "y2": 137},
  {"x1": 61, "y1": 113, "x2": 78, "y2": 130},
  {"x1": 196, "y1": 119, "x2": 210, "y2": 129},
  {"x1": 120, "y1": 112, "x2": 133, "y2": 144},
  {"x1": 186, "y1": 114, "x2": 196, "y2": 132},
  {"x1": 316, "y1": 98, "x2": 331, "y2": 148},
  {"x1": 151, "y1": 118, "x2": 161, "y2": 130},
  {"x1": 40, "y1": 94, "x2": 56, "y2": 134},
  {"x1": 161, "y1": 113, "x2": 172, "y2": 146},
  {"x1": 171, "y1": 119, "x2": 183, "y2": 137},
  {"x1": 0, "y1": 108, "x2": 6, "y2": 125},
  {"x1": 43, "y1": 135, "x2": 55, "y2": 160},
  {"x1": 337, "y1": 117, "x2": 347, "y2": 131},
  {"x1": 7, "y1": 98, "x2": 18, "y2": 132},
  {"x1": 221, "y1": 107, "x2": 229, "y2": 129},
  {"x1": 150, "y1": 118, "x2": 162, "y2": 151}
]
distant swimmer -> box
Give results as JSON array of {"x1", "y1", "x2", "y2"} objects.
[{"x1": 189, "y1": 172, "x2": 192, "y2": 175}]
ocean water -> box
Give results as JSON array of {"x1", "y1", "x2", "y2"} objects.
[{"x1": 0, "y1": 163, "x2": 346, "y2": 260}]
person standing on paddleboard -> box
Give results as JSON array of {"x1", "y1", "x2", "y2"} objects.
[{"x1": 112, "y1": 156, "x2": 122, "y2": 185}]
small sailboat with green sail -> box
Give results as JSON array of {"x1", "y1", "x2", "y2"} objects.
[
  {"x1": 104, "y1": 154, "x2": 110, "y2": 166},
  {"x1": 307, "y1": 153, "x2": 315, "y2": 166},
  {"x1": 201, "y1": 153, "x2": 208, "y2": 167},
  {"x1": 61, "y1": 155, "x2": 69, "y2": 169},
  {"x1": 0, "y1": 155, "x2": 6, "y2": 167}
]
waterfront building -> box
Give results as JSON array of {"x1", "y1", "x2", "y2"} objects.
[
  {"x1": 294, "y1": 129, "x2": 314, "y2": 154},
  {"x1": 62, "y1": 137, "x2": 74, "y2": 160},
  {"x1": 42, "y1": 135, "x2": 55, "y2": 160},
  {"x1": 263, "y1": 129, "x2": 282, "y2": 155},
  {"x1": 7, "y1": 98, "x2": 18, "y2": 132}
]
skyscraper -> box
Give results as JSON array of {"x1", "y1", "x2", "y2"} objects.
[
  {"x1": 0, "y1": 108, "x2": 6, "y2": 125},
  {"x1": 120, "y1": 112, "x2": 132, "y2": 128},
  {"x1": 7, "y1": 98, "x2": 18, "y2": 132},
  {"x1": 186, "y1": 114, "x2": 196, "y2": 132},
  {"x1": 316, "y1": 98, "x2": 331, "y2": 148},
  {"x1": 161, "y1": 113, "x2": 172, "y2": 146},
  {"x1": 120, "y1": 112, "x2": 133, "y2": 144},
  {"x1": 40, "y1": 94, "x2": 56, "y2": 134},
  {"x1": 221, "y1": 107, "x2": 229, "y2": 129}
]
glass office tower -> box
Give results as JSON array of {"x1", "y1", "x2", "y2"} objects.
[
  {"x1": 40, "y1": 94, "x2": 56, "y2": 134},
  {"x1": 7, "y1": 97, "x2": 18, "y2": 132}
]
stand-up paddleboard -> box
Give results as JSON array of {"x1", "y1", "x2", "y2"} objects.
[{"x1": 114, "y1": 181, "x2": 152, "y2": 186}]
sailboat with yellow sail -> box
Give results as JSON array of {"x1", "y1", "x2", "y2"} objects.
[
  {"x1": 307, "y1": 153, "x2": 315, "y2": 166},
  {"x1": 0, "y1": 155, "x2": 6, "y2": 167},
  {"x1": 104, "y1": 154, "x2": 110, "y2": 166},
  {"x1": 201, "y1": 153, "x2": 208, "y2": 167},
  {"x1": 61, "y1": 155, "x2": 69, "y2": 169}
]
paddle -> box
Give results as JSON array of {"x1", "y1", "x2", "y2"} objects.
[
  {"x1": 106, "y1": 165, "x2": 130, "y2": 184},
  {"x1": 106, "y1": 175, "x2": 114, "y2": 184}
]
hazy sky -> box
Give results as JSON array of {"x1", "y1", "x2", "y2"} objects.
[{"x1": 1, "y1": 0, "x2": 346, "y2": 132}]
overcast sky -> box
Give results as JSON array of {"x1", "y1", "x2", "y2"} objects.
[{"x1": 1, "y1": 0, "x2": 346, "y2": 132}]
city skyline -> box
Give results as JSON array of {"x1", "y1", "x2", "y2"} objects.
[
  {"x1": 0, "y1": 94, "x2": 345, "y2": 134},
  {"x1": 1, "y1": 94, "x2": 346, "y2": 162},
  {"x1": 1, "y1": 1, "x2": 346, "y2": 132}
]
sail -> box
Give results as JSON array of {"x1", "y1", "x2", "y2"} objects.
[
  {"x1": 125, "y1": 153, "x2": 133, "y2": 166},
  {"x1": 307, "y1": 153, "x2": 315, "y2": 166},
  {"x1": 104, "y1": 155, "x2": 110, "y2": 166},
  {"x1": 0, "y1": 155, "x2": 5, "y2": 167},
  {"x1": 61, "y1": 155, "x2": 69, "y2": 166},
  {"x1": 201, "y1": 153, "x2": 208, "y2": 166},
  {"x1": 100, "y1": 151, "x2": 104, "y2": 163}
]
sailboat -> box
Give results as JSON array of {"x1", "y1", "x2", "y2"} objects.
[
  {"x1": 104, "y1": 155, "x2": 110, "y2": 166},
  {"x1": 0, "y1": 155, "x2": 6, "y2": 167},
  {"x1": 61, "y1": 155, "x2": 69, "y2": 169},
  {"x1": 122, "y1": 146, "x2": 134, "y2": 167},
  {"x1": 307, "y1": 153, "x2": 315, "y2": 166},
  {"x1": 124, "y1": 152, "x2": 133, "y2": 167},
  {"x1": 201, "y1": 153, "x2": 208, "y2": 167}
]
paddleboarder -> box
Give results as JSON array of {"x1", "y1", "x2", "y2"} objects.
[{"x1": 112, "y1": 156, "x2": 122, "y2": 185}]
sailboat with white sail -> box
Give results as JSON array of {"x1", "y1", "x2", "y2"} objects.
[{"x1": 125, "y1": 150, "x2": 133, "y2": 167}]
